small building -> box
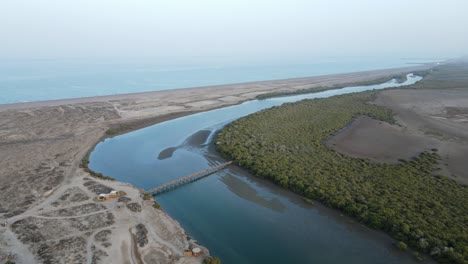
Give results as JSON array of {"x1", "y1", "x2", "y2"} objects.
[
  {"x1": 97, "y1": 190, "x2": 120, "y2": 201},
  {"x1": 183, "y1": 249, "x2": 193, "y2": 257},
  {"x1": 192, "y1": 248, "x2": 202, "y2": 257},
  {"x1": 107, "y1": 190, "x2": 119, "y2": 199},
  {"x1": 97, "y1": 193, "x2": 107, "y2": 201}
]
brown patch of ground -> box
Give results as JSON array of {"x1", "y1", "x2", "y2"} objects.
[
  {"x1": 328, "y1": 87, "x2": 468, "y2": 184},
  {"x1": 376, "y1": 89, "x2": 468, "y2": 183},
  {"x1": 327, "y1": 116, "x2": 439, "y2": 163}
]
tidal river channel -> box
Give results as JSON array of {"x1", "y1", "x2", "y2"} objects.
[{"x1": 90, "y1": 74, "x2": 430, "y2": 264}]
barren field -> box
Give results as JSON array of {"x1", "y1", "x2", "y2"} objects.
[
  {"x1": 328, "y1": 61, "x2": 468, "y2": 184},
  {"x1": 327, "y1": 116, "x2": 441, "y2": 163},
  {"x1": 0, "y1": 65, "x2": 432, "y2": 263}
]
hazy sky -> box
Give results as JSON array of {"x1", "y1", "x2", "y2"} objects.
[{"x1": 1, "y1": 0, "x2": 467, "y2": 62}]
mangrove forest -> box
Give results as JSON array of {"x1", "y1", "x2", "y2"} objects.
[{"x1": 216, "y1": 91, "x2": 468, "y2": 264}]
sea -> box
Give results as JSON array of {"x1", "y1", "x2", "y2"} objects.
[{"x1": 0, "y1": 56, "x2": 440, "y2": 104}]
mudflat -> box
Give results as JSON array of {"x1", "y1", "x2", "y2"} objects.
[
  {"x1": 376, "y1": 89, "x2": 468, "y2": 183},
  {"x1": 0, "y1": 65, "x2": 431, "y2": 263},
  {"x1": 328, "y1": 62, "x2": 468, "y2": 184}
]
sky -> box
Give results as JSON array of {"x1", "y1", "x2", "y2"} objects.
[{"x1": 1, "y1": 0, "x2": 467, "y2": 62}]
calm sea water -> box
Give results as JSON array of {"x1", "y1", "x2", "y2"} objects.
[
  {"x1": 89, "y1": 75, "x2": 434, "y2": 264},
  {"x1": 0, "y1": 57, "x2": 436, "y2": 104}
]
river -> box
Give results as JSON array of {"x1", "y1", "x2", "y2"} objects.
[{"x1": 89, "y1": 74, "x2": 430, "y2": 264}]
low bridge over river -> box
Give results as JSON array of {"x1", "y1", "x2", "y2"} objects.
[{"x1": 147, "y1": 161, "x2": 233, "y2": 195}]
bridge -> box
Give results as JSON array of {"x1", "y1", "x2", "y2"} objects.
[{"x1": 147, "y1": 161, "x2": 233, "y2": 195}]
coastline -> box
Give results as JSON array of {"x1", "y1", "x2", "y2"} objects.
[
  {"x1": 0, "y1": 64, "x2": 434, "y2": 263},
  {"x1": 0, "y1": 64, "x2": 433, "y2": 111}
]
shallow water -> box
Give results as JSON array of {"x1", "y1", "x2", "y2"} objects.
[{"x1": 89, "y1": 74, "x2": 430, "y2": 264}]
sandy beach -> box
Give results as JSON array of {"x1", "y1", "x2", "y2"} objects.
[{"x1": 0, "y1": 65, "x2": 433, "y2": 263}]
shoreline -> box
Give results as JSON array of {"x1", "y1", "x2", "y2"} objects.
[
  {"x1": 0, "y1": 64, "x2": 434, "y2": 111},
  {"x1": 0, "y1": 64, "x2": 435, "y2": 263},
  {"x1": 81, "y1": 68, "x2": 430, "y2": 181}
]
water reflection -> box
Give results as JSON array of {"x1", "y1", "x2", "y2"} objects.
[{"x1": 219, "y1": 172, "x2": 286, "y2": 213}]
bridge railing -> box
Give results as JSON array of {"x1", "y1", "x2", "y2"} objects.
[{"x1": 147, "y1": 161, "x2": 232, "y2": 195}]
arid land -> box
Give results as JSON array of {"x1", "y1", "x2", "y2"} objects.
[{"x1": 0, "y1": 65, "x2": 435, "y2": 263}]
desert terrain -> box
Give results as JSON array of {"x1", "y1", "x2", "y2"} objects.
[{"x1": 0, "y1": 65, "x2": 432, "y2": 263}]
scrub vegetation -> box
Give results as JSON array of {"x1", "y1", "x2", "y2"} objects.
[
  {"x1": 105, "y1": 125, "x2": 131, "y2": 135},
  {"x1": 81, "y1": 155, "x2": 115, "y2": 181},
  {"x1": 203, "y1": 256, "x2": 221, "y2": 264},
  {"x1": 216, "y1": 91, "x2": 468, "y2": 264}
]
